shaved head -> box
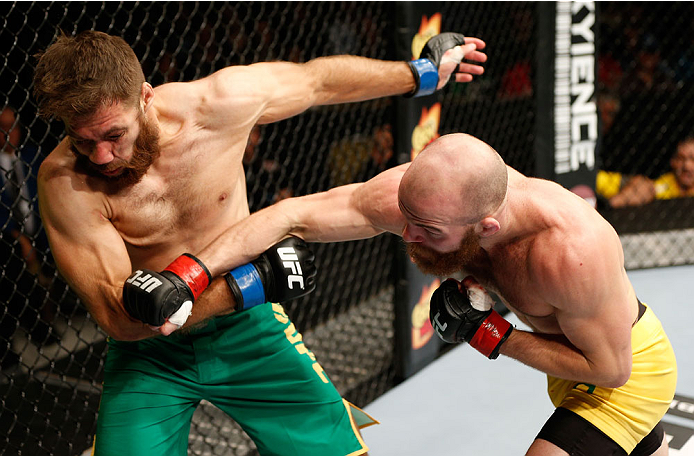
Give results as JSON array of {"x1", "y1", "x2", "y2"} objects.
[
  {"x1": 398, "y1": 133, "x2": 509, "y2": 275},
  {"x1": 399, "y1": 133, "x2": 508, "y2": 225}
]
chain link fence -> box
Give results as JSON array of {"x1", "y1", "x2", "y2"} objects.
[
  {"x1": 595, "y1": 2, "x2": 694, "y2": 268},
  {"x1": 7, "y1": 4, "x2": 398, "y2": 454},
  {"x1": 1, "y1": 2, "x2": 691, "y2": 455}
]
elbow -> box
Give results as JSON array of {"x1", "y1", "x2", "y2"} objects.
[
  {"x1": 106, "y1": 326, "x2": 145, "y2": 342},
  {"x1": 275, "y1": 198, "x2": 307, "y2": 236},
  {"x1": 100, "y1": 321, "x2": 140, "y2": 342},
  {"x1": 602, "y1": 375, "x2": 630, "y2": 389},
  {"x1": 600, "y1": 360, "x2": 632, "y2": 389},
  {"x1": 98, "y1": 308, "x2": 149, "y2": 342},
  {"x1": 611, "y1": 369, "x2": 632, "y2": 389}
]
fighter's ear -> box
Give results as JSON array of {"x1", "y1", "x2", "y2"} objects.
[
  {"x1": 476, "y1": 217, "x2": 500, "y2": 238},
  {"x1": 140, "y1": 82, "x2": 155, "y2": 112}
]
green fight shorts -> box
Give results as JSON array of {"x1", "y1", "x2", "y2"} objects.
[{"x1": 91, "y1": 302, "x2": 377, "y2": 456}]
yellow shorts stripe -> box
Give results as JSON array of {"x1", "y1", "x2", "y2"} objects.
[{"x1": 343, "y1": 399, "x2": 379, "y2": 456}]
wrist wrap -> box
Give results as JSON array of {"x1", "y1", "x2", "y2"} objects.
[
  {"x1": 163, "y1": 253, "x2": 212, "y2": 300},
  {"x1": 469, "y1": 310, "x2": 514, "y2": 359},
  {"x1": 226, "y1": 263, "x2": 266, "y2": 310},
  {"x1": 406, "y1": 58, "x2": 439, "y2": 98}
]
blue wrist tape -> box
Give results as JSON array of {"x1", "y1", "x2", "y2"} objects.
[
  {"x1": 229, "y1": 263, "x2": 266, "y2": 310},
  {"x1": 409, "y1": 58, "x2": 439, "y2": 97}
]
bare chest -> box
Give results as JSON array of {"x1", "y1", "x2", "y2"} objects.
[
  {"x1": 465, "y1": 245, "x2": 561, "y2": 333},
  {"x1": 108, "y1": 155, "x2": 248, "y2": 266}
]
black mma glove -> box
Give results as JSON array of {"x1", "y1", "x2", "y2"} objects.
[
  {"x1": 407, "y1": 32, "x2": 467, "y2": 98},
  {"x1": 123, "y1": 254, "x2": 212, "y2": 327},
  {"x1": 430, "y1": 277, "x2": 513, "y2": 359},
  {"x1": 224, "y1": 236, "x2": 317, "y2": 310}
]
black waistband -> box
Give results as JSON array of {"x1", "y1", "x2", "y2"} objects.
[{"x1": 634, "y1": 300, "x2": 646, "y2": 326}]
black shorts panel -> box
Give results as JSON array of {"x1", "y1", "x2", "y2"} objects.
[
  {"x1": 536, "y1": 408, "x2": 664, "y2": 456},
  {"x1": 630, "y1": 422, "x2": 664, "y2": 456},
  {"x1": 536, "y1": 407, "x2": 626, "y2": 456}
]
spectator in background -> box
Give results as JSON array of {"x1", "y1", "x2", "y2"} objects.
[
  {"x1": 597, "y1": 136, "x2": 694, "y2": 208},
  {"x1": 1, "y1": 105, "x2": 59, "y2": 372},
  {"x1": 0, "y1": 106, "x2": 39, "y2": 266},
  {"x1": 0, "y1": 105, "x2": 26, "y2": 371},
  {"x1": 620, "y1": 33, "x2": 674, "y2": 97}
]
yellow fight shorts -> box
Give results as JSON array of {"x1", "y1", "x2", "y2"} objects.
[{"x1": 547, "y1": 302, "x2": 677, "y2": 453}]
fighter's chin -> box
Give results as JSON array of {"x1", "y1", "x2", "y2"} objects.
[
  {"x1": 93, "y1": 164, "x2": 148, "y2": 190},
  {"x1": 406, "y1": 244, "x2": 462, "y2": 277},
  {"x1": 409, "y1": 257, "x2": 461, "y2": 277},
  {"x1": 100, "y1": 166, "x2": 125, "y2": 178}
]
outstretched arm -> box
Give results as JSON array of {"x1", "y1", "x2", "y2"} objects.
[
  {"x1": 189, "y1": 36, "x2": 486, "y2": 130},
  {"x1": 195, "y1": 163, "x2": 409, "y2": 277},
  {"x1": 253, "y1": 35, "x2": 487, "y2": 120},
  {"x1": 140, "y1": 163, "x2": 408, "y2": 336}
]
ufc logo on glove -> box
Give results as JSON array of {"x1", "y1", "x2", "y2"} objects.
[
  {"x1": 225, "y1": 236, "x2": 317, "y2": 311},
  {"x1": 277, "y1": 247, "x2": 305, "y2": 289},
  {"x1": 126, "y1": 270, "x2": 163, "y2": 293}
]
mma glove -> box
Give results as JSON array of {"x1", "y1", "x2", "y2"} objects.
[
  {"x1": 430, "y1": 277, "x2": 513, "y2": 359},
  {"x1": 123, "y1": 254, "x2": 211, "y2": 327},
  {"x1": 225, "y1": 236, "x2": 317, "y2": 310},
  {"x1": 406, "y1": 32, "x2": 467, "y2": 98}
]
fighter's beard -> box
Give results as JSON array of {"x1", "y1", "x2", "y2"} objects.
[
  {"x1": 73, "y1": 115, "x2": 160, "y2": 191},
  {"x1": 406, "y1": 227, "x2": 482, "y2": 276}
]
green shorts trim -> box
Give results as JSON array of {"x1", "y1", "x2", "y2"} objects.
[{"x1": 92, "y1": 303, "x2": 376, "y2": 456}]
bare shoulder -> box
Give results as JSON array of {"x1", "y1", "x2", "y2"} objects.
[
  {"x1": 152, "y1": 81, "x2": 206, "y2": 118},
  {"x1": 153, "y1": 66, "x2": 268, "y2": 130},
  {"x1": 356, "y1": 163, "x2": 410, "y2": 233},
  {"x1": 38, "y1": 140, "x2": 70, "y2": 176},
  {"x1": 38, "y1": 140, "x2": 80, "y2": 194},
  {"x1": 368, "y1": 163, "x2": 409, "y2": 187},
  {"x1": 38, "y1": 140, "x2": 109, "y2": 227},
  {"x1": 358, "y1": 163, "x2": 409, "y2": 204},
  {"x1": 39, "y1": 140, "x2": 87, "y2": 188},
  {"x1": 527, "y1": 182, "x2": 624, "y2": 310}
]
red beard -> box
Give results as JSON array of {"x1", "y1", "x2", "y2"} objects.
[
  {"x1": 406, "y1": 228, "x2": 482, "y2": 276},
  {"x1": 73, "y1": 115, "x2": 160, "y2": 190}
]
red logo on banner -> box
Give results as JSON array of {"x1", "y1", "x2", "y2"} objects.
[
  {"x1": 411, "y1": 278, "x2": 441, "y2": 350},
  {"x1": 411, "y1": 103, "x2": 441, "y2": 160},
  {"x1": 411, "y1": 13, "x2": 442, "y2": 59}
]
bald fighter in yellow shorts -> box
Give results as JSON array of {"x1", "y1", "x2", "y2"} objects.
[{"x1": 185, "y1": 133, "x2": 677, "y2": 455}]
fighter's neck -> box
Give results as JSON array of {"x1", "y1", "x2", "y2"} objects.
[{"x1": 478, "y1": 186, "x2": 540, "y2": 251}]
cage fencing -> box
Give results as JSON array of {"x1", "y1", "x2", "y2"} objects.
[{"x1": 1, "y1": 2, "x2": 691, "y2": 456}]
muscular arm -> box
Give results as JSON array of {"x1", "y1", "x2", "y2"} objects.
[
  {"x1": 38, "y1": 157, "x2": 153, "y2": 341},
  {"x1": 194, "y1": 37, "x2": 486, "y2": 128},
  {"x1": 195, "y1": 164, "x2": 409, "y2": 277},
  {"x1": 38, "y1": 150, "x2": 239, "y2": 341},
  {"x1": 149, "y1": 164, "x2": 407, "y2": 337},
  {"x1": 498, "y1": 225, "x2": 635, "y2": 388}
]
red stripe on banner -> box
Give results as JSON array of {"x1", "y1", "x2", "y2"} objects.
[{"x1": 165, "y1": 255, "x2": 210, "y2": 299}]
